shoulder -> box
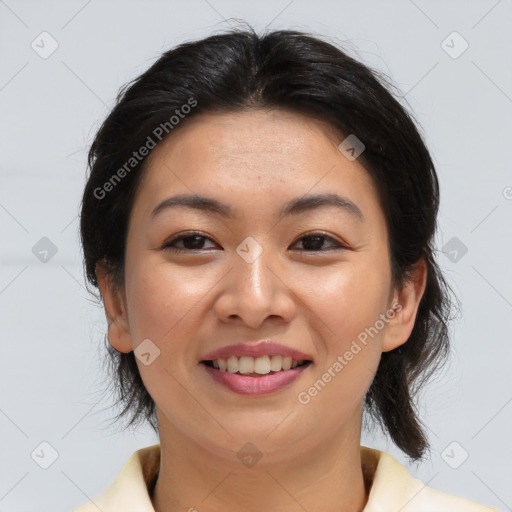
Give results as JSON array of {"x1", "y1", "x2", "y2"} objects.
[
  {"x1": 360, "y1": 446, "x2": 499, "y2": 512},
  {"x1": 71, "y1": 444, "x2": 160, "y2": 512}
]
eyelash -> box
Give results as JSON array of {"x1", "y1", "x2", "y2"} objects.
[{"x1": 161, "y1": 231, "x2": 348, "y2": 253}]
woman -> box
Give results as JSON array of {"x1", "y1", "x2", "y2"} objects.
[{"x1": 74, "y1": 27, "x2": 497, "y2": 511}]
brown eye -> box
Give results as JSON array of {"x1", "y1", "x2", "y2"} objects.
[
  {"x1": 290, "y1": 233, "x2": 348, "y2": 252},
  {"x1": 161, "y1": 231, "x2": 347, "y2": 253},
  {"x1": 162, "y1": 232, "x2": 218, "y2": 253}
]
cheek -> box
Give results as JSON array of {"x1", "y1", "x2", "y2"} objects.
[
  {"x1": 300, "y1": 262, "x2": 389, "y2": 398},
  {"x1": 124, "y1": 261, "x2": 208, "y2": 414},
  {"x1": 297, "y1": 272, "x2": 386, "y2": 422},
  {"x1": 304, "y1": 260, "x2": 390, "y2": 341},
  {"x1": 125, "y1": 258, "x2": 209, "y2": 344}
]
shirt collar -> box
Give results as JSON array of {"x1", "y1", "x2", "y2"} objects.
[{"x1": 72, "y1": 444, "x2": 494, "y2": 511}]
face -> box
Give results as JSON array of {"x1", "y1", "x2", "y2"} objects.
[{"x1": 98, "y1": 108, "x2": 425, "y2": 465}]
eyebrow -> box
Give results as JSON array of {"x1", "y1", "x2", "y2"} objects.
[{"x1": 150, "y1": 192, "x2": 364, "y2": 221}]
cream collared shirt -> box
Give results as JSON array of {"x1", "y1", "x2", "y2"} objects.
[{"x1": 72, "y1": 444, "x2": 498, "y2": 511}]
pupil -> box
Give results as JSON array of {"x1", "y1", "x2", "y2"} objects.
[
  {"x1": 303, "y1": 236, "x2": 323, "y2": 250},
  {"x1": 184, "y1": 236, "x2": 204, "y2": 249}
]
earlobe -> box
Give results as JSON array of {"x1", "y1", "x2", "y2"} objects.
[
  {"x1": 382, "y1": 258, "x2": 427, "y2": 353},
  {"x1": 95, "y1": 261, "x2": 133, "y2": 354}
]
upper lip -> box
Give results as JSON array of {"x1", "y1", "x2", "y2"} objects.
[{"x1": 201, "y1": 340, "x2": 313, "y2": 362}]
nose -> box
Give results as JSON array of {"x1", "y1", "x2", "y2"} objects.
[{"x1": 212, "y1": 242, "x2": 296, "y2": 329}]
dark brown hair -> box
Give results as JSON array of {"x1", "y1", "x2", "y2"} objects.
[{"x1": 80, "y1": 25, "x2": 457, "y2": 461}]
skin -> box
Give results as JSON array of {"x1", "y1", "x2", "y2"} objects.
[{"x1": 96, "y1": 109, "x2": 427, "y2": 512}]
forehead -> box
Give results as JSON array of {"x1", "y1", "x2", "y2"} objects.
[
  {"x1": 147, "y1": 109, "x2": 350, "y2": 177},
  {"x1": 132, "y1": 109, "x2": 383, "y2": 226}
]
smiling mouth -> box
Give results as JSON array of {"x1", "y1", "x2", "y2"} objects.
[{"x1": 201, "y1": 355, "x2": 313, "y2": 377}]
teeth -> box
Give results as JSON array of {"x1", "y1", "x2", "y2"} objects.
[
  {"x1": 238, "y1": 356, "x2": 254, "y2": 374},
  {"x1": 227, "y1": 356, "x2": 238, "y2": 373},
  {"x1": 210, "y1": 355, "x2": 307, "y2": 374},
  {"x1": 270, "y1": 355, "x2": 282, "y2": 371},
  {"x1": 254, "y1": 355, "x2": 270, "y2": 374}
]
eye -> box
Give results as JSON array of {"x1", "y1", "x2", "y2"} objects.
[
  {"x1": 161, "y1": 232, "x2": 218, "y2": 253},
  {"x1": 289, "y1": 232, "x2": 348, "y2": 252},
  {"x1": 161, "y1": 231, "x2": 348, "y2": 253}
]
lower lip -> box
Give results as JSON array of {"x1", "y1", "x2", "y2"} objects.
[{"x1": 202, "y1": 362, "x2": 311, "y2": 395}]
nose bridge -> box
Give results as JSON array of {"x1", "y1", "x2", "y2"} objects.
[
  {"x1": 215, "y1": 234, "x2": 294, "y2": 326},
  {"x1": 233, "y1": 235, "x2": 276, "y2": 299}
]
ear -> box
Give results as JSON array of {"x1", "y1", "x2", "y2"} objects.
[
  {"x1": 95, "y1": 261, "x2": 133, "y2": 353},
  {"x1": 382, "y1": 257, "x2": 427, "y2": 353}
]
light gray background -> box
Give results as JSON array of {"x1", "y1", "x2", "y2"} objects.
[{"x1": 1, "y1": 1, "x2": 511, "y2": 510}]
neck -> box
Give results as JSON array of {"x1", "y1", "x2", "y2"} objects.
[{"x1": 151, "y1": 410, "x2": 370, "y2": 512}]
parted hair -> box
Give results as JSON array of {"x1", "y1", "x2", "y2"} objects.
[{"x1": 79, "y1": 24, "x2": 457, "y2": 461}]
